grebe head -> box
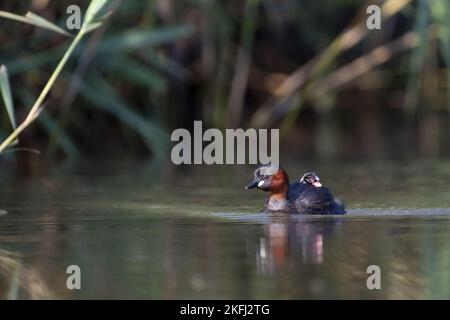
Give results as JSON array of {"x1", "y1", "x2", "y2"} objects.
[
  {"x1": 300, "y1": 172, "x2": 322, "y2": 188},
  {"x1": 245, "y1": 165, "x2": 289, "y2": 194}
]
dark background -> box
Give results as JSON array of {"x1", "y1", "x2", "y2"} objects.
[{"x1": 0, "y1": 0, "x2": 449, "y2": 175}]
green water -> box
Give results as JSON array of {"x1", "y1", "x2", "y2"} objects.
[{"x1": 1, "y1": 160, "x2": 450, "y2": 299}]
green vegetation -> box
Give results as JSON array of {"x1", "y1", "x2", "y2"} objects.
[
  {"x1": 0, "y1": 0, "x2": 114, "y2": 155},
  {"x1": 0, "y1": 0, "x2": 449, "y2": 164}
]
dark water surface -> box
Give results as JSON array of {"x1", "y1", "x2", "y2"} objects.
[{"x1": 0, "y1": 160, "x2": 450, "y2": 299}]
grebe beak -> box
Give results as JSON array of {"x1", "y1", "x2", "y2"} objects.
[{"x1": 245, "y1": 179, "x2": 259, "y2": 189}]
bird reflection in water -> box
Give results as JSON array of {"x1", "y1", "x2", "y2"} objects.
[{"x1": 256, "y1": 216, "x2": 340, "y2": 275}]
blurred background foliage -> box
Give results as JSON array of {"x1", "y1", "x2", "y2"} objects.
[{"x1": 0, "y1": 0, "x2": 449, "y2": 174}]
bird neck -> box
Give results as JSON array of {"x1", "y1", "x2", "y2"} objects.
[{"x1": 265, "y1": 191, "x2": 289, "y2": 212}]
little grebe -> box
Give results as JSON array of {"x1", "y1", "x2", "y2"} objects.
[{"x1": 246, "y1": 166, "x2": 346, "y2": 215}]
